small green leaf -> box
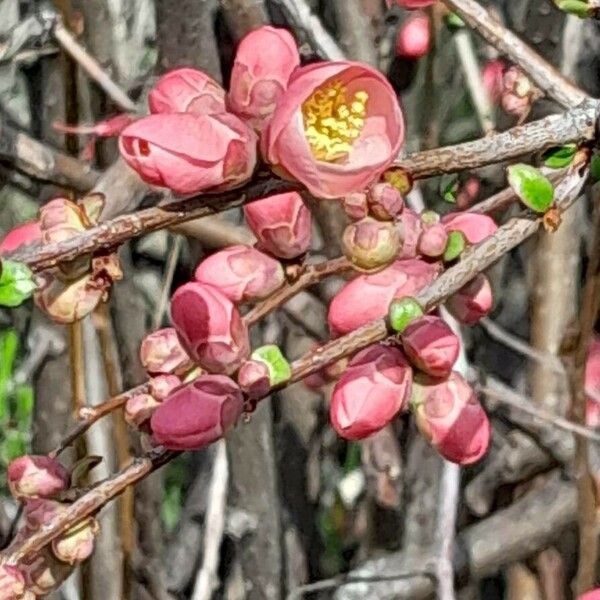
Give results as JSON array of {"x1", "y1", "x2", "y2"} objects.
[
  {"x1": 445, "y1": 11, "x2": 465, "y2": 29},
  {"x1": 556, "y1": 0, "x2": 591, "y2": 18},
  {"x1": 542, "y1": 144, "x2": 577, "y2": 169},
  {"x1": 71, "y1": 456, "x2": 103, "y2": 485},
  {"x1": 443, "y1": 230, "x2": 467, "y2": 262},
  {"x1": 591, "y1": 154, "x2": 600, "y2": 181},
  {"x1": 440, "y1": 175, "x2": 459, "y2": 204},
  {"x1": 0, "y1": 260, "x2": 36, "y2": 307},
  {"x1": 251, "y1": 345, "x2": 292, "y2": 386},
  {"x1": 507, "y1": 163, "x2": 555, "y2": 213},
  {"x1": 388, "y1": 297, "x2": 424, "y2": 333}
]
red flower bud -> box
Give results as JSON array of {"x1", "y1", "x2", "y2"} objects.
[
  {"x1": 51, "y1": 517, "x2": 99, "y2": 565},
  {"x1": 412, "y1": 372, "x2": 491, "y2": 465},
  {"x1": 237, "y1": 360, "x2": 271, "y2": 399},
  {"x1": 402, "y1": 316, "x2": 459, "y2": 377},
  {"x1": 151, "y1": 375, "x2": 244, "y2": 450},
  {"x1": 125, "y1": 393, "x2": 161, "y2": 428},
  {"x1": 0, "y1": 221, "x2": 41, "y2": 255},
  {"x1": 140, "y1": 327, "x2": 193, "y2": 376},
  {"x1": 330, "y1": 344, "x2": 412, "y2": 440},
  {"x1": 228, "y1": 26, "x2": 300, "y2": 131},
  {"x1": 149, "y1": 68, "x2": 226, "y2": 116},
  {"x1": 328, "y1": 258, "x2": 440, "y2": 336},
  {"x1": 501, "y1": 66, "x2": 536, "y2": 120},
  {"x1": 395, "y1": 12, "x2": 431, "y2": 59},
  {"x1": 170, "y1": 282, "x2": 250, "y2": 374},
  {"x1": 243, "y1": 192, "x2": 311, "y2": 259},
  {"x1": 7, "y1": 455, "x2": 70, "y2": 501},
  {"x1": 149, "y1": 375, "x2": 182, "y2": 401},
  {"x1": 441, "y1": 212, "x2": 497, "y2": 245},
  {"x1": 194, "y1": 245, "x2": 284, "y2": 302},
  {"x1": 446, "y1": 274, "x2": 493, "y2": 324},
  {"x1": 119, "y1": 112, "x2": 257, "y2": 195},
  {"x1": 455, "y1": 177, "x2": 481, "y2": 210},
  {"x1": 397, "y1": 208, "x2": 423, "y2": 259},
  {"x1": 481, "y1": 59, "x2": 506, "y2": 105},
  {"x1": 418, "y1": 223, "x2": 448, "y2": 258},
  {"x1": 367, "y1": 183, "x2": 404, "y2": 220},
  {"x1": 343, "y1": 192, "x2": 369, "y2": 221},
  {"x1": 342, "y1": 217, "x2": 401, "y2": 272}
]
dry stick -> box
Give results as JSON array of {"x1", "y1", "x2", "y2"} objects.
[
  {"x1": 440, "y1": 0, "x2": 588, "y2": 108},
  {"x1": 153, "y1": 234, "x2": 184, "y2": 330},
  {"x1": 568, "y1": 187, "x2": 600, "y2": 595},
  {"x1": 53, "y1": 20, "x2": 138, "y2": 113},
  {"x1": 4, "y1": 168, "x2": 588, "y2": 565},
  {"x1": 10, "y1": 104, "x2": 598, "y2": 275},
  {"x1": 69, "y1": 321, "x2": 86, "y2": 413}
]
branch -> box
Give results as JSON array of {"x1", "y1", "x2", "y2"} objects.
[{"x1": 441, "y1": 0, "x2": 589, "y2": 108}]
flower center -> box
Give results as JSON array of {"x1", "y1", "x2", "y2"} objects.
[{"x1": 301, "y1": 81, "x2": 369, "y2": 162}]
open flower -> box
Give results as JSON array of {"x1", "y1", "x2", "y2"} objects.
[
  {"x1": 328, "y1": 258, "x2": 440, "y2": 336},
  {"x1": 262, "y1": 61, "x2": 404, "y2": 199},
  {"x1": 194, "y1": 245, "x2": 284, "y2": 302},
  {"x1": 149, "y1": 68, "x2": 226, "y2": 115},
  {"x1": 170, "y1": 282, "x2": 250, "y2": 374},
  {"x1": 228, "y1": 26, "x2": 300, "y2": 130},
  {"x1": 119, "y1": 112, "x2": 257, "y2": 195},
  {"x1": 330, "y1": 344, "x2": 412, "y2": 440}
]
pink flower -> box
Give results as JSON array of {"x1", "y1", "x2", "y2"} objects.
[
  {"x1": 243, "y1": 192, "x2": 311, "y2": 259},
  {"x1": 151, "y1": 375, "x2": 244, "y2": 450},
  {"x1": 402, "y1": 316, "x2": 459, "y2": 377},
  {"x1": 0, "y1": 221, "x2": 41, "y2": 255},
  {"x1": 228, "y1": 26, "x2": 300, "y2": 130},
  {"x1": 580, "y1": 589, "x2": 600, "y2": 600},
  {"x1": 238, "y1": 359, "x2": 271, "y2": 399},
  {"x1": 125, "y1": 393, "x2": 161, "y2": 428},
  {"x1": 481, "y1": 59, "x2": 506, "y2": 105},
  {"x1": 149, "y1": 68, "x2": 226, "y2": 115},
  {"x1": 418, "y1": 222, "x2": 448, "y2": 258},
  {"x1": 140, "y1": 327, "x2": 193, "y2": 376},
  {"x1": 386, "y1": 0, "x2": 435, "y2": 8},
  {"x1": 445, "y1": 274, "x2": 493, "y2": 324},
  {"x1": 441, "y1": 212, "x2": 497, "y2": 245},
  {"x1": 412, "y1": 372, "x2": 491, "y2": 465},
  {"x1": 7, "y1": 455, "x2": 70, "y2": 501},
  {"x1": 395, "y1": 12, "x2": 431, "y2": 59},
  {"x1": 262, "y1": 61, "x2": 404, "y2": 199},
  {"x1": 149, "y1": 375, "x2": 182, "y2": 401},
  {"x1": 194, "y1": 245, "x2": 284, "y2": 302},
  {"x1": 342, "y1": 217, "x2": 400, "y2": 272},
  {"x1": 367, "y1": 183, "x2": 404, "y2": 220},
  {"x1": 330, "y1": 344, "x2": 412, "y2": 440},
  {"x1": 170, "y1": 282, "x2": 250, "y2": 374},
  {"x1": 119, "y1": 112, "x2": 257, "y2": 195},
  {"x1": 328, "y1": 258, "x2": 439, "y2": 336},
  {"x1": 0, "y1": 564, "x2": 27, "y2": 599},
  {"x1": 397, "y1": 208, "x2": 423, "y2": 258}
]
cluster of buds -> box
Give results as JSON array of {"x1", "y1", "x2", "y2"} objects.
[
  {"x1": 117, "y1": 27, "x2": 405, "y2": 199},
  {"x1": 2, "y1": 455, "x2": 99, "y2": 597}
]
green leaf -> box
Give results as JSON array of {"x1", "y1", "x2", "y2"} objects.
[
  {"x1": 440, "y1": 174, "x2": 459, "y2": 204},
  {"x1": 0, "y1": 261, "x2": 36, "y2": 307},
  {"x1": 556, "y1": 0, "x2": 591, "y2": 18},
  {"x1": 252, "y1": 345, "x2": 292, "y2": 386},
  {"x1": 14, "y1": 385, "x2": 33, "y2": 430},
  {"x1": 443, "y1": 230, "x2": 467, "y2": 262},
  {"x1": 0, "y1": 430, "x2": 26, "y2": 464},
  {"x1": 507, "y1": 163, "x2": 555, "y2": 213},
  {"x1": 542, "y1": 144, "x2": 577, "y2": 169},
  {"x1": 388, "y1": 297, "x2": 424, "y2": 333},
  {"x1": 591, "y1": 154, "x2": 600, "y2": 181}
]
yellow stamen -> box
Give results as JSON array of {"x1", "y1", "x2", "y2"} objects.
[{"x1": 302, "y1": 80, "x2": 369, "y2": 162}]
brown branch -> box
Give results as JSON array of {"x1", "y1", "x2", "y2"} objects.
[{"x1": 441, "y1": 0, "x2": 588, "y2": 108}]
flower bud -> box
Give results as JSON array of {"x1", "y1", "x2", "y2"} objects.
[
  {"x1": 243, "y1": 192, "x2": 311, "y2": 259},
  {"x1": 386, "y1": 0, "x2": 435, "y2": 7},
  {"x1": 501, "y1": 66, "x2": 536, "y2": 120},
  {"x1": 330, "y1": 344, "x2": 412, "y2": 440},
  {"x1": 412, "y1": 372, "x2": 491, "y2": 465},
  {"x1": 402, "y1": 316, "x2": 459, "y2": 377},
  {"x1": 580, "y1": 589, "x2": 600, "y2": 600},
  {"x1": 119, "y1": 112, "x2": 257, "y2": 195},
  {"x1": 443, "y1": 231, "x2": 467, "y2": 262},
  {"x1": 140, "y1": 327, "x2": 193, "y2": 376},
  {"x1": 7, "y1": 455, "x2": 70, "y2": 501},
  {"x1": 194, "y1": 245, "x2": 284, "y2": 302},
  {"x1": 367, "y1": 183, "x2": 404, "y2": 221},
  {"x1": 170, "y1": 282, "x2": 250, "y2": 375},
  {"x1": 228, "y1": 26, "x2": 300, "y2": 131},
  {"x1": 39, "y1": 198, "x2": 88, "y2": 245},
  {"x1": 149, "y1": 68, "x2": 226, "y2": 116},
  {"x1": 441, "y1": 212, "x2": 497, "y2": 245},
  {"x1": 19, "y1": 547, "x2": 71, "y2": 598},
  {"x1": 343, "y1": 192, "x2": 369, "y2": 221},
  {"x1": 395, "y1": 12, "x2": 431, "y2": 59},
  {"x1": 397, "y1": 209, "x2": 423, "y2": 259},
  {"x1": 481, "y1": 59, "x2": 506, "y2": 105},
  {"x1": 238, "y1": 360, "x2": 271, "y2": 399},
  {"x1": 455, "y1": 177, "x2": 481, "y2": 209},
  {"x1": 151, "y1": 375, "x2": 244, "y2": 450},
  {"x1": 418, "y1": 223, "x2": 448, "y2": 258},
  {"x1": 342, "y1": 217, "x2": 401, "y2": 272},
  {"x1": 149, "y1": 375, "x2": 182, "y2": 401},
  {"x1": 445, "y1": 274, "x2": 493, "y2": 324},
  {"x1": 125, "y1": 393, "x2": 161, "y2": 428},
  {"x1": 51, "y1": 517, "x2": 99, "y2": 565},
  {"x1": 388, "y1": 297, "x2": 424, "y2": 333},
  {"x1": 0, "y1": 221, "x2": 41, "y2": 255},
  {"x1": 0, "y1": 564, "x2": 27, "y2": 599},
  {"x1": 328, "y1": 258, "x2": 439, "y2": 336}
]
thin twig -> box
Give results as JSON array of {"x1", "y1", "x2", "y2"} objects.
[
  {"x1": 69, "y1": 321, "x2": 86, "y2": 413},
  {"x1": 153, "y1": 235, "x2": 183, "y2": 330}
]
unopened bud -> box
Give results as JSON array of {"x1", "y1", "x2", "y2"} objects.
[
  {"x1": 367, "y1": 183, "x2": 404, "y2": 221},
  {"x1": 342, "y1": 217, "x2": 400, "y2": 272},
  {"x1": 343, "y1": 192, "x2": 369, "y2": 221},
  {"x1": 51, "y1": 517, "x2": 99, "y2": 565},
  {"x1": 388, "y1": 297, "x2": 424, "y2": 333},
  {"x1": 238, "y1": 360, "x2": 271, "y2": 399},
  {"x1": 251, "y1": 345, "x2": 292, "y2": 386},
  {"x1": 8, "y1": 455, "x2": 70, "y2": 501}
]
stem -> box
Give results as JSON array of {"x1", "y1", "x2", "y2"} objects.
[
  {"x1": 153, "y1": 235, "x2": 183, "y2": 330},
  {"x1": 69, "y1": 320, "x2": 86, "y2": 414}
]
